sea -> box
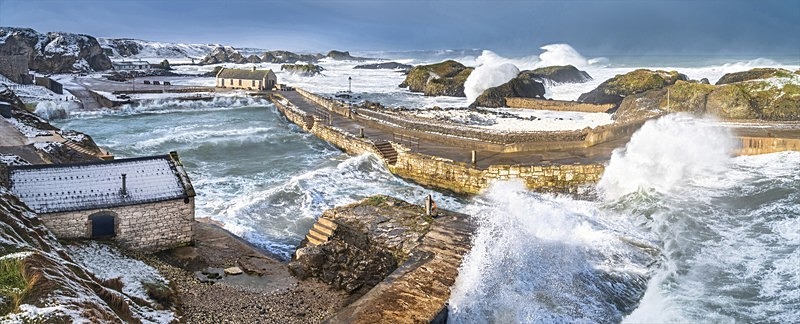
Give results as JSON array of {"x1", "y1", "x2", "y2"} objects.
[{"x1": 51, "y1": 45, "x2": 800, "y2": 323}]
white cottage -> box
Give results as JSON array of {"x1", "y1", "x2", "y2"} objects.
[{"x1": 7, "y1": 152, "x2": 195, "y2": 251}]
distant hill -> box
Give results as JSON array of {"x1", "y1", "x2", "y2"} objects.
[{"x1": 98, "y1": 38, "x2": 220, "y2": 60}]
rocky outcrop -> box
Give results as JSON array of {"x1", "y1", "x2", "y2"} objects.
[
  {"x1": 198, "y1": 46, "x2": 245, "y2": 65},
  {"x1": 326, "y1": 50, "x2": 368, "y2": 61},
  {"x1": 281, "y1": 63, "x2": 324, "y2": 76},
  {"x1": 354, "y1": 62, "x2": 413, "y2": 71},
  {"x1": 614, "y1": 69, "x2": 800, "y2": 122},
  {"x1": 289, "y1": 196, "x2": 433, "y2": 293},
  {"x1": 0, "y1": 27, "x2": 112, "y2": 73},
  {"x1": 262, "y1": 50, "x2": 323, "y2": 64},
  {"x1": 530, "y1": 65, "x2": 592, "y2": 85},
  {"x1": 578, "y1": 69, "x2": 688, "y2": 106},
  {"x1": 715, "y1": 68, "x2": 794, "y2": 85},
  {"x1": 399, "y1": 60, "x2": 473, "y2": 97},
  {"x1": 245, "y1": 54, "x2": 262, "y2": 63},
  {"x1": 471, "y1": 70, "x2": 546, "y2": 107},
  {"x1": 100, "y1": 38, "x2": 141, "y2": 57}
]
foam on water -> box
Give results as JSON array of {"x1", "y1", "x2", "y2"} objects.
[{"x1": 449, "y1": 114, "x2": 799, "y2": 322}]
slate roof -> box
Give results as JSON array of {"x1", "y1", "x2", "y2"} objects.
[
  {"x1": 216, "y1": 68, "x2": 274, "y2": 80},
  {"x1": 8, "y1": 155, "x2": 194, "y2": 214}
]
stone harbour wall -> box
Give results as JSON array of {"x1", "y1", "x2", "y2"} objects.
[
  {"x1": 506, "y1": 97, "x2": 614, "y2": 112},
  {"x1": 389, "y1": 145, "x2": 604, "y2": 195},
  {"x1": 736, "y1": 136, "x2": 800, "y2": 155},
  {"x1": 41, "y1": 198, "x2": 195, "y2": 252}
]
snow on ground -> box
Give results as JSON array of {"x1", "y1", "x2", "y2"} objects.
[
  {"x1": 0, "y1": 154, "x2": 30, "y2": 166},
  {"x1": 412, "y1": 107, "x2": 613, "y2": 132},
  {"x1": 7, "y1": 117, "x2": 51, "y2": 137},
  {"x1": 0, "y1": 75, "x2": 75, "y2": 103},
  {"x1": 63, "y1": 241, "x2": 175, "y2": 323}
]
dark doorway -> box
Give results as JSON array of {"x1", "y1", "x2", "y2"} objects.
[{"x1": 89, "y1": 212, "x2": 116, "y2": 239}]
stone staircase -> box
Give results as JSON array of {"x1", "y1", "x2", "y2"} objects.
[
  {"x1": 373, "y1": 141, "x2": 398, "y2": 165},
  {"x1": 305, "y1": 217, "x2": 338, "y2": 246}
]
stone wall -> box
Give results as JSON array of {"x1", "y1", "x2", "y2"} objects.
[
  {"x1": 40, "y1": 198, "x2": 195, "y2": 252},
  {"x1": 736, "y1": 136, "x2": 800, "y2": 155},
  {"x1": 389, "y1": 145, "x2": 604, "y2": 195},
  {"x1": 505, "y1": 97, "x2": 614, "y2": 112},
  {"x1": 0, "y1": 55, "x2": 32, "y2": 84}
]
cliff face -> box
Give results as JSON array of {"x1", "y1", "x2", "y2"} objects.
[
  {"x1": 0, "y1": 27, "x2": 112, "y2": 73},
  {"x1": 399, "y1": 60, "x2": 474, "y2": 97}
]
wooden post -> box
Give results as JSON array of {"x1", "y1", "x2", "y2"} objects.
[
  {"x1": 328, "y1": 112, "x2": 332, "y2": 125},
  {"x1": 425, "y1": 194, "x2": 432, "y2": 216},
  {"x1": 359, "y1": 128, "x2": 364, "y2": 138},
  {"x1": 471, "y1": 150, "x2": 476, "y2": 164}
]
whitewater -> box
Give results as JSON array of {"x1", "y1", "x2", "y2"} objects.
[{"x1": 50, "y1": 46, "x2": 799, "y2": 322}]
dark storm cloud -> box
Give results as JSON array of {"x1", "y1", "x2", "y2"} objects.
[{"x1": 1, "y1": 0, "x2": 797, "y2": 56}]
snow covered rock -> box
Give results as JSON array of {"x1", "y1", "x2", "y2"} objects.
[{"x1": 0, "y1": 27, "x2": 112, "y2": 73}]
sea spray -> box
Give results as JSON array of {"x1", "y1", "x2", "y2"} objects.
[
  {"x1": 34, "y1": 100, "x2": 80, "y2": 120},
  {"x1": 448, "y1": 181, "x2": 655, "y2": 323},
  {"x1": 597, "y1": 114, "x2": 737, "y2": 201}
]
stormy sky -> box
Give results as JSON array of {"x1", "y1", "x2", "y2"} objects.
[{"x1": 1, "y1": 0, "x2": 798, "y2": 57}]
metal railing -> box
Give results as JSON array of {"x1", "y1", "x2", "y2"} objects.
[{"x1": 393, "y1": 133, "x2": 420, "y2": 152}]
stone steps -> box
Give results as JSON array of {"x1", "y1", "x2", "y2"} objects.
[
  {"x1": 305, "y1": 217, "x2": 338, "y2": 247},
  {"x1": 373, "y1": 141, "x2": 398, "y2": 165}
]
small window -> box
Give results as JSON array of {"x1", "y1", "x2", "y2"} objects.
[
  {"x1": 252, "y1": 80, "x2": 255, "y2": 87},
  {"x1": 238, "y1": 80, "x2": 242, "y2": 86}
]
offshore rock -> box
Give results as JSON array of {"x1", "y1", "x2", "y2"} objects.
[
  {"x1": 530, "y1": 65, "x2": 592, "y2": 85},
  {"x1": 326, "y1": 50, "x2": 368, "y2": 61},
  {"x1": 281, "y1": 63, "x2": 325, "y2": 76},
  {"x1": 614, "y1": 69, "x2": 800, "y2": 122},
  {"x1": 245, "y1": 54, "x2": 262, "y2": 63},
  {"x1": 262, "y1": 50, "x2": 323, "y2": 63},
  {"x1": 399, "y1": 60, "x2": 474, "y2": 97},
  {"x1": 288, "y1": 196, "x2": 430, "y2": 294},
  {"x1": 198, "y1": 46, "x2": 245, "y2": 65},
  {"x1": 578, "y1": 69, "x2": 688, "y2": 106},
  {"x1": 715, "y1": 68, "x2": 795, "y2": 85},
  {"x1": 354, "y1": 62, "x2": 413, "y2": 71},
  {"x1": 471, "y1": 70, "x2": 546, "y2": 107},
  {"x1": 0, "y1": 27, "x2": 112, "y2": 73}
]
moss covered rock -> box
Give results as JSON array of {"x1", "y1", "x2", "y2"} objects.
[
  {"x1": 705, "y1": 84, "x2": 755, "y2": 119},
  {"x1": 530, "y1": 65, "x2": 592, "y2": 84},
  {"x1": 471, "y1": 70, "x2": 546, "y2": 107},
  {"x1": 579, "y1": 69, "x2": 688, "y2": 106},
  {"x1": 399, "y1": 60, "x2": 473, "y2": 97},
  {"x1": 715, "y1": 68, "x2": 797, "y2": 85},
  {"x1": 736, "y1": 77, "x2": 800, "y2": 120}
]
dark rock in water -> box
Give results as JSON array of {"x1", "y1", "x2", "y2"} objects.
[
  {"x1": 530, "y1": 65, "x2": 592, "y2": 85},
  {"x1": 0, "y1": 27, "x2": 112, "y2": 73},
  {"x1": 471, "y1": 70, "x2": 546, "y2": 107},
  {"x1": 198, "y1": 46, "x2": 244, "y2": 65},
  {"x1": 700, "y1": 78, "x2": 710, "y2": 84},
  {"x1": 399, "y1": 60, "x2": 473, "y2": 97},
  {"x1": 354, "y1": 62, "x2": 413, "y2": 71},
  {"x1": 288, "y1": 195, "x2": 433, "y2": 294},
  {"x1": 578, "y1": 69, "x2": 688, "y2": 106},
  {"x1": 715, "y1": 67, "x2": 796, "y2": 85},
  {"x1": 246, "y1": 54, "x2": 262, "y2": 63},
  {"x1": 326, "y1": 50, "x2": 368, "y2": 61},
  {"x1": 262, "y1": 50, "x2": 323, "y2": 64},
  {"x1": 281, "y1": 63, "x2": 324, "y2": 76}
]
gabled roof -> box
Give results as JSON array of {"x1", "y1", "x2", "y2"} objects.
[
  {"x1": 216, "y1": 68, "x2": 274, "y2": 80},
  {"x1": 8, "y1": 154, "x2": 194, "y2": 214}
]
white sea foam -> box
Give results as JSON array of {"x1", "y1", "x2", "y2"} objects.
[
  {"x1": 597, "y1": 114, "x2": 736, "y2": 201},
  {"x1": 34, "y1": 101, "x2": 80, "y2": 120}
]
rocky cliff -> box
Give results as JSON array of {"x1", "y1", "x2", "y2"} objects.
[
  {"x1": 0, "y1": 27, "x2": 112, "y2": 73},
  {"x1": 99, "y1": 38, "x2": 217, "y2": 59},
  {"x1": 326, "y1": 50, "x2": 368, "y2": 61},
  {"x1": 262, "y1": 50, "x2": 323, "y2": 64},
  {"x1": 471, "y1": 70, "x2": 546, "y2": 107},
  {"x1": 614, "y1": 68, "x2": 800, "y2": 122},
  {"x1": 530, "y1": 65, "x2": 592, "y2": 85},
  {"x1": 578, "y1": 69, "x2": 688, "y2": 106},
  {"x1": 399, "y1": 60, "x2": 474, "y2": 97}
]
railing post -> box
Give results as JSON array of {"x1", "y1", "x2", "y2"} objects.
[
  {"x1": 359, "y1": 128, "x2": 364, "y2": 138},
  {"x1": 425, "y1": 194, "x2": 432, "y2": 216},
  {"x1": 471, "y1": 150, "x2": 476, "y2": 165}
]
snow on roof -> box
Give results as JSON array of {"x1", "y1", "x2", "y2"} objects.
[
  {"x1": 8, "y1": 155, "x2": 192, "y2": 214},
  {"x1": 217, "y1": 68, "x2": 274, "y2": 80}
]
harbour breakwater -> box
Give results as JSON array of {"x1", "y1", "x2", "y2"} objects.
[{"x1": 270, "y1": 90, "x2": 605, "y2": 195}]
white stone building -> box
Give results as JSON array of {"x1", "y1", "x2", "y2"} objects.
[
  {"x1": 216, "y1": 67, "x2": 277, "y2": 90},
  {"x1": 6, "y1": 152, "x2": 195, "y2": 251},
  {"x1": 111, "y1": 60, "x2": 151, "y2": 71}
]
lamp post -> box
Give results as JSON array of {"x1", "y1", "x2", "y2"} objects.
[{"x1": 348, "y1": 76, "x2": 352, "y2": 93}]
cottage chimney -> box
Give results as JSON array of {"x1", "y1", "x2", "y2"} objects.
[{"x1": 121, "y1": 174, "x2": 127, "y2": 196}]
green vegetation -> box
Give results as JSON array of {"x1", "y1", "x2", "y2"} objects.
[
  {"x1": 364, "y1": 195, "x2": 388, "y2": 206},
  {"x1": 0, "y1": 257, "x2": 28, "y2": 315},
  {"x1": 606, "y1": 69, "x2": 682, "y2": 96}
]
